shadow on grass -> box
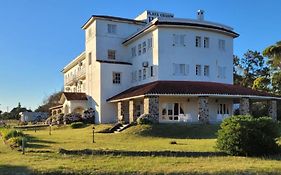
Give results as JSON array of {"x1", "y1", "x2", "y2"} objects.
[
  {"x1": 25, "y1": 135, "x2": 56, "y2": 149},
  {"x1": 26, "y1": 135, "x2": 57, "y2": 144},
  {"x1": 27, "y1": 143, "x2": 50, "y2": 149},
  {"x1": 0, "y1": 165, "x2": 32, "y2": 175},
  {"x1": 134, "y1": 124, "x2": 220, "y2": 139},
  {"x1": 0, "y1": 164, "x2": 280, "y2": 175},
  {"x1": 59, "y1": 148, "x2": 227, "y2": 158}
]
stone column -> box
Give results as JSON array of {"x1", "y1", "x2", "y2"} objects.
[
  {"x1": 239, "y1": 97, "x2": 250, "y2": 115},
  {"x1": 198, "y1": 96, "x2": 209, "y2": 124},
  {"x1": 117, "y1": 101, "x2": 122, "y2": 121},
  {"x1": 117, "y1": 101, "x2": 129, "y2": 123},
  {"x1": 129, "y1": 100, "x2": 136, "y2": 123},
  {"x1": 143, "y1": 96, "x2": 159, "y2": 122},
  {"x1": 268, "y1": 100, "x2": 277, "y2": 122}
]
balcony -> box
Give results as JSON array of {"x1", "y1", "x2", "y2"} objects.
[{"x1": 65, "y1": 68, "x2": 86, "y2": 86}]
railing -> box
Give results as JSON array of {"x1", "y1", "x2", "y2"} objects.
[{"x1": 65, "y1": 68, "x2": 86, "y2": 85}]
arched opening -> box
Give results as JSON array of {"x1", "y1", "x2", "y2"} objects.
[{"x1": 73, "y1": 107, "x2": 84, "y2": 115}]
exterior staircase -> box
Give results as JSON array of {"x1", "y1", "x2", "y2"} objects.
[{"x1": 109, "y1": 123, "x2": 131, "y2": 133}]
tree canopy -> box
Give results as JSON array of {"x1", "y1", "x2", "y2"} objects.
[
  {"x1": 35, "y1": 91, "x2": 63, "y2": 113},
  {"x1": 233, "y1": 50, "x2": 270, "y2": 89},
  {"x1": 263, "y1": 41, "x2": 281, "y2": 70}
]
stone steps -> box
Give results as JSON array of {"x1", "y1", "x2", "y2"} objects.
[{"x1": 113, "y1": 123, "x2": 131, "y2": 133}]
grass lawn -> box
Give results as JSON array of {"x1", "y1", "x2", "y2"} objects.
[{"x1": 0, "y1": 124, "x2": 281, "y2": 174}]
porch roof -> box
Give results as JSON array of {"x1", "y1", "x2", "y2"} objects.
[
  {"x1": 60, "y1": 92, "x2": 88, "y2": 103},
  {"x1": 107, "y1": 81, "x2": 280, "y2": 102}
]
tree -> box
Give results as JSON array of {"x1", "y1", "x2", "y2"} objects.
[
  {"x1": 234, "y1": 50, "x2": 270, "y2": 89},
  {"x1": 263, "y1": 41, "x2": 281, "y2": 96},
  {"x1": 271, "y1": 72, "x2": 281, "y2": 95},
  {"x1": 263, "y1": 41, "x2": 281, "y2": 70},
  {"x1": 35, "y1": 91, "x2": 63, "y2": 113},
  {"x1": 9, "y1": 103, "x2": 31, "y2": 120},
  {"x1": 252, "y1": 77, "x2": 270, "y2": 91}
]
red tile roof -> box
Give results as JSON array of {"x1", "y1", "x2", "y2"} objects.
[
  {"x1": 63, "y1": 92, "x2": 88, "y2": 101},
  {"x1": 107, "y1": 81, "x2": 279, "y2": 101}
]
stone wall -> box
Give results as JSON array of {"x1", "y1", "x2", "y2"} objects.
[
  {"x1": 198, "y1": 96, "x2": 209, "y2": 124},
  {"x1": 129, "y1": 100, "x2": 138, "y2": 123},
  {"x1": 143, "y1": 96, "x2": 159, "y2": 122},
  {"x1": 117, "y1": 101, "x2": 129, "y2": 123},
  {"x1": 239, "y1": 98, "x2": 250, "y2": 115},
  {"x1": 268, "y1": 100, "x2": 277, "y2": 122}
]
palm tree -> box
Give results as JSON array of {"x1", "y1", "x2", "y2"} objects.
[{"x1": 263, "y1": 41, "x2": 281, "y2": 69}]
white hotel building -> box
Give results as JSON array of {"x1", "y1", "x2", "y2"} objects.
[{"x1": 53, "y1": 10, "x2": 279, "y2": 124}]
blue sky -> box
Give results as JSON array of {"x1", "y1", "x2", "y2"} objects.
[{"x1": 0, "y1": 0, "x2": 280, "y2": 112}]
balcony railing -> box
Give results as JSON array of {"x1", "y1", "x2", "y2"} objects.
[{"x1": 65, "y1": 68, "x2": 86, "y2": 85}]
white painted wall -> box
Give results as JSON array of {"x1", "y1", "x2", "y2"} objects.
[
  {"x1": 95, "y1": 19, "x2": 143, "y2": 62},
  {"x1": 100, "y1": 63, "x2": 132, "y2": 123},
  {"x1": 157, "y1": 27, "x2": 233, "y2": 84}
]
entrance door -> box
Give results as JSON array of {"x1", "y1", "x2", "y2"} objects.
[{"x1": 162, "y1": 103, "x2": 184, "y2": 121}]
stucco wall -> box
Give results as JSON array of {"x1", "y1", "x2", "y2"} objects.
[{"x1": 158, "y1": 27, "x2": 233, "y2": 84}]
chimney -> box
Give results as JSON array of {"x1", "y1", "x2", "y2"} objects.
[{"x1": 197, "y1": 10, "x2": 205, "y2": 21}]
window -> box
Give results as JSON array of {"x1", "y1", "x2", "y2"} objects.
[
  {"x1": 217, "y1": 104, "x2": 229, "y2": 114},
  {"x1": 107, "y1": 50, "x2": 116, "y2": 60},
  {"x1": 138, "y1": 70, "x2": 142, "y2": 81},
  {"x1": 219, "y1": 39, "x2": 225, "y2": 50},
  {"x1": 173, "y1": 64, "x2": 188, "y2": 76},
  {"x1": 195, "y1": 36, "x2": 201, "y2": 47},
  {"x1": 204, "y1": 37, "x2": 209, "y2": 48},
  {"x1": 196, "y1": 65, "x2": 201, "y2": 76},
  {"x1": 107, "y1": 24, "x2": 117, "y2": 34},
  {"x1": 143, "y1": 68, "x2": 146, "y2": 80},
  {"x1": 88, "y1": 52, "x2": 92, "y2": 65},
  {"x1": 204, "y1": 65, "x2": 210, "y2": 76},
  {"x1": 161, "y1": 103, "x2": 185, "y2": 121},
  {"x1": 173, "y1": 34, "x2": 185, "y2": 46},
  {"x1": 148, "y1": 38, "x2": 153, "y2": 48},
  {"x1": 138, "y1": 44, "x2": 141, "y2": 56},
  {"x1": 131, "y1": 47, "x2": 136, "y2": 57},
  {"x1": 112, "y1": 72, "x2": 121, "y2": 84},
  {"x1": 142, "y1": 41, "x2": 146, "y2": 54}
]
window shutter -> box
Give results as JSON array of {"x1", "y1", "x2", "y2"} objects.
[
  {"x1": 153, "y1": 66, "x2": 157, "y2": 77},
  {"x1": 172, "y1": 63, "x2": 176, "y2": 75},
  {"x1": 180, "y1": 35, "x2": 185, "y2": 46},
  {"x1": 147, "y1": 66, "x2": 151, "y2": 77},
  {"x1": 223, "y1": 67, "x2": 226, "y2": 78},
  {"x1": 185, "y1": 64, "x2": 189, "y2": 75}
]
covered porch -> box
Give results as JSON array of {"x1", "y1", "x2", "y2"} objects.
[
  {"x1": 50, "y1": 92, "x2": 89, "y2": 116},
  {"x1": 107, "y1": 81, "x2": 280, "y2": 124}
]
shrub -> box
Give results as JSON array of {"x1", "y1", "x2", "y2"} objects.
[
  {"x1": 3, "y1": 129, "x2": 24, "y2": 141},
  {"x1": 137, "y1": 114, "x2": 155, "y2": 125},
  {"x1": 216, "y1": 115, "x2": 280, "y2": 156},
  {"x1": 7, "y1": 136, "x2": 27, "y2": 147},
  {"x1": 82, "y1": 108, "x2": 95, "y2": 124},
  {"x1": 63, "y1": 113, "x2": 82, "y2": 124},
  {"x1": 70, "y1": 122, "x2": 85, "y2": 129}
]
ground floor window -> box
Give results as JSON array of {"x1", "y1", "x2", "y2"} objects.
[
  {"x1": 161, "y1": 103, "x2": 184, "y2": 121},
  {"x1": 217, "y1": 103, "x2": 229, "y2": 114}
]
